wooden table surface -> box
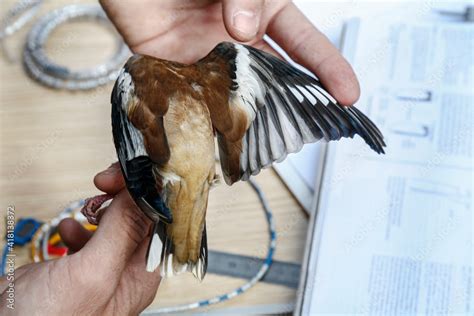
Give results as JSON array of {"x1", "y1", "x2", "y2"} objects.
[{"x1": 0, "y1": 0, "x2": 308, "y2": 313}]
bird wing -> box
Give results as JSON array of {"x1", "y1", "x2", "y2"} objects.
[
  {"x1": 111, "y1": 65, "x2": 172, "y2": 223},
  {"x1": 199, "y1": 42, "x2": 385, "y2": 185}
]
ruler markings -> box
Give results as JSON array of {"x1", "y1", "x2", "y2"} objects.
[{"x1": 207, "y1": 250, "x2": 301, "y2": 288}]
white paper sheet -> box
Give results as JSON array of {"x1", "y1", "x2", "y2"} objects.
[{"x1": 301, "y1": 14, "x2": 473, "y2": 315}]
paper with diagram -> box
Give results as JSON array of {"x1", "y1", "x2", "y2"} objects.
[{"x1": 298, "y1": 15, "x2": 473, "y2": 315}]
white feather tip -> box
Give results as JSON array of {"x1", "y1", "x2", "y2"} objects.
[{"x1": 146, "y1": 233, "x2": 162, "y2": 272}]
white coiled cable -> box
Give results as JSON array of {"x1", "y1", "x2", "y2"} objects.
[{"x1": 22, "y1": 4, "x2": 130, "y2": 90}]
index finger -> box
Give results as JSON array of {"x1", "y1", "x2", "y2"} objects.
[{"x1": 267, "y1": 3, "x2": 360, "y2": 106}]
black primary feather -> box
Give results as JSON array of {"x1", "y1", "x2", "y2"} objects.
[
  {"x1": 208, "y1": 42, "x2": 386, "y2": 183},
  {"x1": 111, "y1": 76, "x2": 172, "y2": 224}
]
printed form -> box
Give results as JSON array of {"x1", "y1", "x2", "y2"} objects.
[{"x1": 300, "y1": 16, "x2": 473, "y2": 315}]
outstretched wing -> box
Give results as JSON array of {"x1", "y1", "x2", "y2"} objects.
[
  {"x1": 200, "y1": 42, "x2": 385, "y2": 185},
  {"x1": 111, "y1": 65, "x2": 172, "y2": 224}
]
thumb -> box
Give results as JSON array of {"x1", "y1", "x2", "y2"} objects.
[
  {"x1": 222, "y1": 0, "x2": 264, "y2": 42},
  {"x1": 81, "y1": 190, "x2": 152, "y2": 283},
  {"x1": 94, "y1": 162, "x2": 125, "y2": 195}
]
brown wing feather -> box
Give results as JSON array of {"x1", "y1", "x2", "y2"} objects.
[
  {"x1": 124, "y1": 55, "x2": 180, "y2": 165},
  {"x1": 196, "y1": 45, "x2": 250, "y2": 184}
]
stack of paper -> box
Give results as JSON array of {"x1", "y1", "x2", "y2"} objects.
[{"x1": 297, "y1": 12, "x2": 473, "y2": 315}]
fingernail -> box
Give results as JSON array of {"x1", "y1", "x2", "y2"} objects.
[{"x1": 232, "y1": 10, "x2": 259, "y2": 38}]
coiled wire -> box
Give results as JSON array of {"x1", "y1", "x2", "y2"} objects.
[
  {"x1": 0, "y1": 0, "x2": 43, "y2": 40},
  {"x1": 23, "y1": 4, "x2": 130, "y2": 90}
]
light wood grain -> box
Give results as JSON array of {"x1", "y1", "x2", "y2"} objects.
[{"x1": 0, "y1": 0, "x2": 308, "y2": 312}]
